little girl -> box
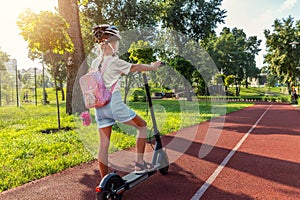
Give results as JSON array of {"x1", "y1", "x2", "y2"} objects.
[{"x1": 92, "y1": 24, "x2": 163, "y2": 178}]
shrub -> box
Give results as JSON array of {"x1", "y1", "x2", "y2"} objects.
[{"x1": 130, "y1": 89, "x2": 146, "y2": 102}]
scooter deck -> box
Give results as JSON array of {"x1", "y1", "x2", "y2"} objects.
[
  {"x1": 123, "y1": 172, "x2": 149, "y2": 189},
  {"x1": 122, "y1": 166, "x2": 158, "y2": 189}
]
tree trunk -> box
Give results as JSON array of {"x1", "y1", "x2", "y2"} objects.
[
  {"x1": 60, "y1": 79, "x2": 65, "y2": 101},
  {"x1": 123, "y1": 74, "x2": 135, "y2": 104},
  {"x1": 54, "y1": 73, "x2": 61, "y2": 130},
  {"x1": 287, "y1": 82, "x2": 292, "y2": 95},
  {"x1": 245, "y1": 76, "x2": 249, "y2": 88},
  {"x1": 58, "y1": 0, "x2": 87, "y2": 114},
  {"x1": 50, "y1": 52, "x2": 61, "y2": 130},
  {"x1": 183, "y1": 79, "x2": 192, "y2": 101}
]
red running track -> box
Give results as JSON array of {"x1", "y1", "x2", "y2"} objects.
[{"x1": 1, "y1": 103, "x2": 300, "y2": 200}]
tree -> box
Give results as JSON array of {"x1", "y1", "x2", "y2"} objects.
[
  {"x1": 206, "y1": 28, "x2": 238, "y2": 76},
  {"x1": 206, "y1": 27, "x2": 261, "y2": 94},
  {"x1": 160, "y1": 0, "x2": 226, "y2": 43},
  {"x1": 260, "y1": 66, "x2": 278, "y2": 87},
  {"x1": 43, "y1": 52, "x2": 67, "y2": 101},
  {"x1": 224, "y1": 75, "x2": 235, "y2": 87},
  {"x1": 58, "y1": 0, "x2": 87, "y2": 114},
  {"x1": 264, "y1": 16, "x2": 300, "y2": 94},
  {"x1": 80, "y1": 0, "x2": 159, "y2": 30},
  {"x1": 17, "y1": 10, "x2": 73, "y2": 55},
  {"x1": 0, "y1": 51, "x2": 9, "y2": 65},
  {"x1": 232, "y1": 28, "x2": 261, "y2": 88},
  {"x1": 0, "y1": 48, "x2": 9, "y2": 71},
  {"x1": 79, "y1": 0, "x2": 161, "y2": 57},
  {"x1": 0, "y1": 48, "x2": 10, "y2": 106},
  {"x1": 17, "y1": 9, "x2": 74, "y2": 129},
  {"x1": 127, "y1": 40, "x2": 156, "y2": 102},
  {"x1": 157, "y1": 0, "x2": 226, "y2": 99},
  {"x1": 168, "y1": 56, "x2": 195, "y2": 100},
  {"x1": 128, "y1": 41, "x2": 156, "y2": 64}
]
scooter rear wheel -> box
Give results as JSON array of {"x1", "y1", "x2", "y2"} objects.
[
  {"x1": 96, "y1": 175, "x2": 124, "y2": 200},
  {"x1": 159, "y1": 165, "x2": 169, "y2": 175}
]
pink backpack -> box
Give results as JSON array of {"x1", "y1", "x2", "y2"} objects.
[{"x1": 79, "y1": 57, "x2": 117, "y2": 109}]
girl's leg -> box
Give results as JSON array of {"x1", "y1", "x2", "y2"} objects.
[
  {"x1": 123, "y1": 115, "x2": 147, "y2": 165},
  {"x1": 98, "y1": 125, "x2": 112, "y2": 178}
]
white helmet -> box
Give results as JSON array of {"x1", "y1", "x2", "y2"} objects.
[{"x1": 92, "y1": 24, "x2": 121, "y2": 43}]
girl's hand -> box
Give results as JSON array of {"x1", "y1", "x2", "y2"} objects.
[
  {"x1": 151, "y1": 61, "x2": 165, "y2": 69},
  {"x1": 130, "y1": 61, "x2": 165, "y2": 72}
]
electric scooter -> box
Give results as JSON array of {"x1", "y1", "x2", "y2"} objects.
[{"x1": 95, "y1": 72, "x2": 169, "y2": 200}]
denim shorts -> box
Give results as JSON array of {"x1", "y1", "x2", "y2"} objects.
[{"x1": 95, "y1": 91, "x2": 136, "y2": 128}]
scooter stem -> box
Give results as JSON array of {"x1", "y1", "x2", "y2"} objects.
[{"x1": 142, "y1": 72, "x2": 163, "y2": 150}]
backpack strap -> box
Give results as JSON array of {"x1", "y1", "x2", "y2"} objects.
[
  {"x1": 100, "y1": 56, "x2": 118, "y2": 92},
  {"x1": 109, "y1": 80, "x2": 118, "y2": 92},
  {"x1": 99, "y1": 56, "x2": 113, "y2": 73}
]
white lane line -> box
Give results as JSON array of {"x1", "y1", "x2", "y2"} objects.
[{"x1": 191, "y1": 104, "x2": 272, "y2": 200}]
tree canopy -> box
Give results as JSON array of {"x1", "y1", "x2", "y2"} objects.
[
  {"x1": 0, "y1": 48, "x2": 9, "y2": 71},
  {"x1": 17, "y1": 9, "x2": 75, "y2": 128},
  {"x1": 206, "y1": 27, "x2": 261, "y2": 91},
  {"x1": 159, "y1": 0, "x2": 226, "y2": 42},
  {"x1": 17, "y1": 9, "x2": 74, "y2": 58},
  {"x1": 264, "y1": 15, "x2": 300, "y2": 92}
]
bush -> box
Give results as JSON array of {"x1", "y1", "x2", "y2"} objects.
[
  {"x1": 130, "y1": 89, "x2": 146, "y2": 102},
  {"x1": 280, "y1": 96, "x2": 289, "y2": 102}
]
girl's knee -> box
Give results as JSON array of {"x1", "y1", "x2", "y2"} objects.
[
  {"x1": 139, "y1": 119, "x2": 147, "y2": 128},
  {"x1": 136, "y1": 123, "x2": 147, "y2": 139},
  {"x1": 132, "y1": 115, "x2": 147, "y2": 127}
]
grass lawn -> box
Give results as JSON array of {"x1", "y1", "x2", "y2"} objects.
[
  {"x1": 227, "y1": 86, "x2": 291, "y2": 100},
  {"x1": 0, "y1": 94, "x2": 253, "y2": 192},
  {"x1": 0, "y1": 104, "x2": 93, "y2": 192}
]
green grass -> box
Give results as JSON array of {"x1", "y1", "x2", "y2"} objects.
[
  {"x1": 0, "y1": 88, "x2": 253, "y2": 192},
  {"x1": 227, "y1": 86, "x2": 289, "y2": 97},
  {"x1": 0, "y1": 105, "x2": 93, "y2": 192},
  {"x1": 226, "y1": 86, "x2": 292, "y2": 103}
]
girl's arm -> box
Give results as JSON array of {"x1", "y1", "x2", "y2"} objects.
[{"x1": 130, "y1": 61, "x2": 163, "y2": 72}]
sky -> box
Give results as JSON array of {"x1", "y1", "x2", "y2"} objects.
[
  {"x1": 217, "y1": 0, "x2": 300, "y2": 68},
  {"x1": 0, "y1": 0, "x2": 57, "y2": 70},
  {"x1": 0, "y1": 0, "x2": 300, "y2": 70}
]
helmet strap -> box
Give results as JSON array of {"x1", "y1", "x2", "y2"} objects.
[{"x1": 107, "y1": 42, "x2": 117, "y2": 56}]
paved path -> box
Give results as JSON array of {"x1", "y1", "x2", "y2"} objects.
[{"x1": 1, "y1": 103, "x2": 300, "y2": 200}]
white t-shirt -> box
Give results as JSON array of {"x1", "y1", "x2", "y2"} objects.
[{"x1": 92, "y1": 55, "x2": 132, "y2": 93}]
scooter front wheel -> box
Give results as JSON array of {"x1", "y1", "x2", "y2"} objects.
[
  {"x1": 159, "y1": 150, "x2": 169, "y2": 175},
  {"x1": 96, "y1": 175, "x2": 124, "y2": 200}
]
